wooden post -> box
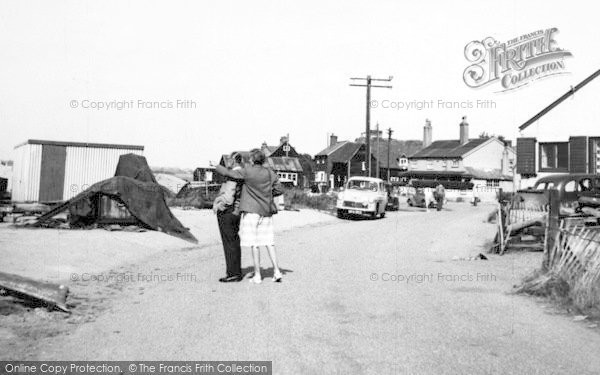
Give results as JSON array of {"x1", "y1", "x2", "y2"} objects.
[
  {"x1": 497, "y1": 203, "x2": 504, "y2": 254},
  {"x1": 543, "y1": 189, "x2": 560, "y2": 271}
]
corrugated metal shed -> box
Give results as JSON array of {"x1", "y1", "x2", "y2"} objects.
[
  {"x1": 63, "y1": 146, "x2": 144, "y2": 199},
  {"x1": 12, "y1": 140, "x2": 144, "y2": 202},
  {"x1": 12, "y1": 143, "x2": 42, "y2": 201}
]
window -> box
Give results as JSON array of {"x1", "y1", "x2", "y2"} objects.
[
  {"x1": 539, "y1": 142, "x2": 569, "y2": 171},
  {"x1": 348, "y1": 180, "x2": 378, "y2": 191},
  {"x1": 580, "y1": 178, "x2": 593, "y2": 191},
  {"x1": 452, "y1": 160, "x2": 459, "y2": 168},
  {"x1": 564, "y1": 180, "x2": 577, "y2": 192},
  {"x1": 486, "y1": 179, "x2": 500, "y2": 188}
]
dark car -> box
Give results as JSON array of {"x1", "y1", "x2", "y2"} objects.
[
  {"x1": 514, "y1": 174, "x2": 600, "y2": 214},
  {"x1": 532, "y1": 174, "x2": 600, "y2": 204},
  {"x1": 407, "y1": 187, "x2": 436, "y2": 208}
]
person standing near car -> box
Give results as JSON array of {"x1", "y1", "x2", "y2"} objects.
[
  {"x1": 213, "y1": 152, "x2": 244, "y2": 282},
  {"x1": 215, "y1": 149, "x2": 284, "y2": 284},
  {"x1": 434, "y1": 182, "x2": 445, "y2": 211}
]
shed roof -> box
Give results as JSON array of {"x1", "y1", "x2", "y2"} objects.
[{"x1": 15, "y1": 139, "x2": 144, "y2": 150}]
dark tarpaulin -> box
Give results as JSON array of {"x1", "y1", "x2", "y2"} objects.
[
  {"x1": 36, "y1": 154, "x2": 197, "y2": 243},
  {"x1": 114, "y1": 154, "x2": 157, "y2": 183},
  {"x1": 72, "y1": 176, "x2": 196, "y2": 243}
]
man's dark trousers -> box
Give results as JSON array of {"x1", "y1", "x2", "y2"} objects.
[{"x1": 217, "y1": 209, "x2": 242, "y2": 277}]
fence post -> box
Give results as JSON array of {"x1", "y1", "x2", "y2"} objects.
[{"x1": 543, "y1": 189, "x2": 560, "y2": 271}]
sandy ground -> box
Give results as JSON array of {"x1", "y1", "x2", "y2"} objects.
[
  {"x1": 0, "y1": 208, "x2": 336, "y2": 282},
  {"x1": 1, "y1": 203, "x2": 600, "y2": 374}
]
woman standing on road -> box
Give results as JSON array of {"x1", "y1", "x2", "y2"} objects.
[{"x1": 214, "y1": 149, "x2": 284, "y2": 284}]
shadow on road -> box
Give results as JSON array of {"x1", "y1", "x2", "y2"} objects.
[{"x1": 241, "y1": 267, "x2": 294, "y2": 278}]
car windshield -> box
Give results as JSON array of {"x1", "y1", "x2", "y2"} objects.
[{"x1": 347, "y1": 180, "x2": 378, "y2": 191}]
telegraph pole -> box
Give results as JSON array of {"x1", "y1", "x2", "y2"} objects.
[
  {"x1": 350, "y1": 75, "x2": 393, "y2": 177},
  {"x1": 387, "y1": 127, "x2": 393, "y2": 182},
  {"x1": 376, "y1": 122, "x2": 380, "y2": 178}
]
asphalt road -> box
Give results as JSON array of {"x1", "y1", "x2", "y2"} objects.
[{"x1": 30, "y1": 204, "x2": 600, "y2": 374}]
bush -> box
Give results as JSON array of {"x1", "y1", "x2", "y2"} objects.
[{"x1": 283, "y1": 188, "x2": 336, "y2": 211}]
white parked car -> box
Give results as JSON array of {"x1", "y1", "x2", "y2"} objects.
[{"x1": 336, "y1": 177, "x2": 388, "y2": 219}]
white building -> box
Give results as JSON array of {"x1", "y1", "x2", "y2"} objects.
[{"x1": 408, "y1": 117, "x2": 516, "y2": 201}]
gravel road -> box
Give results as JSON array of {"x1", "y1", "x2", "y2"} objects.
[{"x1": 6, "y1": 204, "x2": 600, "y2": 374}]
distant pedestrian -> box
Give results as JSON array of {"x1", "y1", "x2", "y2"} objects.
[
  {"x1": 213, "y1": 152, "x2": 244, "y2": 282},
  {"x1": 423, "y1": 188, "x2": 434, "y2": 213},
  {"x1": 215, "y1": 149, "x2": 284, "y2": 284},
  {"x1": 434, "y1": 183, "x2": 445, "y2": 211}
]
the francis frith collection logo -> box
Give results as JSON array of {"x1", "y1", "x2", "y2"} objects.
[{"x1": 463, "y1": 28, "x2": 572, "y2": 92}]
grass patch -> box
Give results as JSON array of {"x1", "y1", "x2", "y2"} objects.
[{"x1": 516, "y1": 269, "x2": 600, "y2": 319}]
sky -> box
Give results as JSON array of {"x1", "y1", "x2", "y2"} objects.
[{"x1": 1, "y1": 0, "x2": 599, "y2": 168}]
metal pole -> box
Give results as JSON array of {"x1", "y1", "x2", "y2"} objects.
[
  {"x1": 388, "y1": 128, "x2": 394, "y2": 183},
  {"x1": 376, "y1": 122, "x2": 380, "y2": 178},
  {"x1": 366, "y1": 75, "x2": 371, "y2": 177},
  {"x1": 519, "y1": 68, "x2": 600, "y2": 131},
  {"x1": 349, "y1": 75, "x2": 393, "y2": 178}
]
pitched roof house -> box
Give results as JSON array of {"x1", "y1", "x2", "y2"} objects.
[
  {"x1": 408, "y1": 117, "x2": 516, "y2": 194},
  {"x1": 314, "y1": 135, "x2": 373, "y2": 189},
  {"x1": 217, "y1": 136, "x2": 310, "y2": 187}
]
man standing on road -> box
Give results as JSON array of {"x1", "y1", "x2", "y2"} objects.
[
  {"x1": 215, "y1": 149, "x2": 284, "y2": 284},
  {"x1": 213, "y1": 152, "x2": 244, "y2": 282},
  {"x1": 434, "y1": 182, "x2": 445, "y2": 211}
]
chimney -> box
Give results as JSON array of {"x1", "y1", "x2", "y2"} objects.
[
  {"x1": 423, "y1": 119, "x2": 432, "y2": 148},
  {"x1": 280, "y1": 136, "x2": 288, "y2": 145},
  {"x1": 459, "y1": 116, "x2": 469, "y2": 145},
  {"x1": 330, "y1": 134, "x2": 338, "y2": 146}
]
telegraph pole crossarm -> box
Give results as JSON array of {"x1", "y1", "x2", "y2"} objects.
[{"x1": 349, "y1": 75, "x2": 393, "y2": 177}]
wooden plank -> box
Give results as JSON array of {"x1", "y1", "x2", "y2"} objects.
[
  {"x1": 498, "y1": 203, "x2": 505, "y2": 254},
  {"x1": 543, "y1": 189, "x2": 560, "y2": 271},
  {"x1": 0, "y1": 271, "x2": 69, "y2": 312}
]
